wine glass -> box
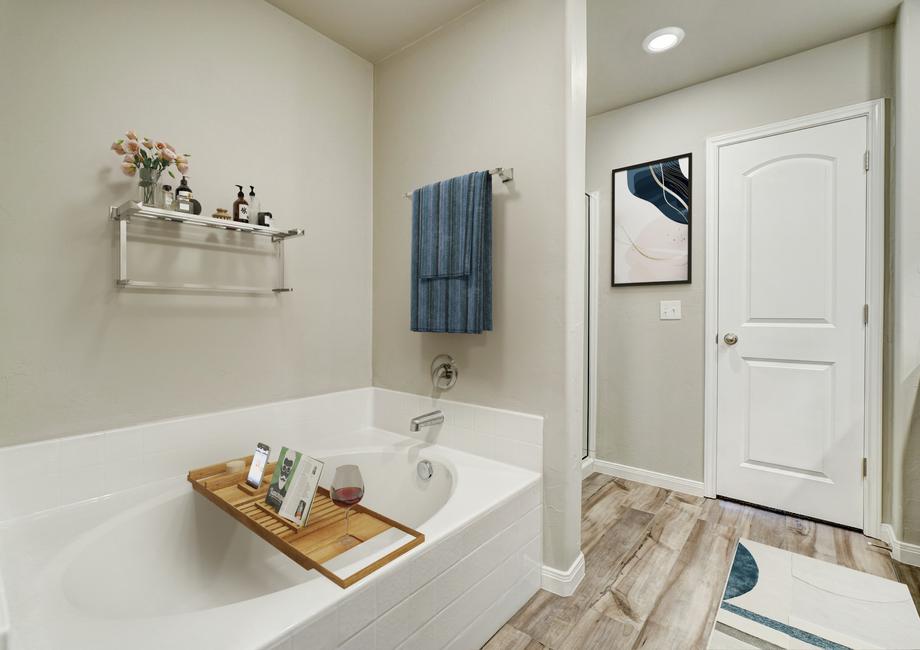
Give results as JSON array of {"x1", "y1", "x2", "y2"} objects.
[{"x1": 330, "y1": 464, "x2": 365, "y2": 544}]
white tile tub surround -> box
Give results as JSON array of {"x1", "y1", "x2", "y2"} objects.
[
  {"x1": 274, "y1": 486, "x2": 542, "y2": 650},
  {"x1": 0, "y1": 387, "x2": 542, "y2": 523},
  {"x1": 372, "y1": 389, "x2": 544, "y2": 472},
  {"x1": 0, "y1": 388, "x2": 373, "y2": 522}
]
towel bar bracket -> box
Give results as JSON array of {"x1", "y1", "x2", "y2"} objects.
[{"x1": 492, "y1": 167, "x2": 514, "y2": 184}]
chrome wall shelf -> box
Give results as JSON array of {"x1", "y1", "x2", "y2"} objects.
[
  {"x1": 113, "y1": 201, "x2": 304, "y2": 240},
  {"x1": 110, "y1": 201, "x2": 304, "y2": 295}
]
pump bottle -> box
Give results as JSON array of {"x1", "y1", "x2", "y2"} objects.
[
  {"x1": 248, "y1": 186, "x2": 260, "y2": 222},
  {"x1": 233, "y1": 185, "x2": 249, "y2": 223}
]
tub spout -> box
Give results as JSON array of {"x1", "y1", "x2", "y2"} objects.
[{"x1": 410, "y1": 410, "x2": 444, "y2": 432}]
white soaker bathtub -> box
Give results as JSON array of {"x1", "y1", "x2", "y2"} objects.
[{"x1": 0, "y1": 429, "x2": 542, "y2": 650}]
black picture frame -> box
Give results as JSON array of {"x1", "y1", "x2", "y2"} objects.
[{"x1": 611, "y1": 152, "x2": 692, "y2": 287}]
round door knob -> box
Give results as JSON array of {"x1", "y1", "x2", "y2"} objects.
[{"x1": 723, "y1": 333, "x2": 738, "y2": 346}]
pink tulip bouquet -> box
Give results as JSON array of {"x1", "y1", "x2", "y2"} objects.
[{"x1": 110, "y1": 130, "x2": 190, "y2": 206}]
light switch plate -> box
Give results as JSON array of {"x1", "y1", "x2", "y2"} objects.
[{"x1": 660, "y1": 300, "x2": 682, "y2": 320}]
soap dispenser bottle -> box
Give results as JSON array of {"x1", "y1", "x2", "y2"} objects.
[
  {"x1": 233, "y1": 185, "x2": 250, "y2": 223},
  {"x1": 175, "y1": 176, "x2": 194, "y2": 214},
  {"x1": 248, "y1": 186, "x2": 260, "y2": 223}
]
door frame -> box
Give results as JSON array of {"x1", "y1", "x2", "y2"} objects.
[
  {"x1": 586, "y1": 191, "x2": 599, "y2": 462},
  {"x1": 703, "y1": 99, "x2": 886, "y2": 538},
  {"x1": 582, "y1": 191, "x2": 600, "y2": 478}
]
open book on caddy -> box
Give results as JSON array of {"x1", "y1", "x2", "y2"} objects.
[{"x1": 263, "y1": 446, "x2": 325, "y2": 527}]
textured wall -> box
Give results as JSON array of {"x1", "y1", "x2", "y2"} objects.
[
  {"x1": 372, "y1": 0, "x2": 584, "y2": 573},
  {"x1": 890, "y1": 0, "x2": 920, "y2": 544},
  {"x1": 0, "y1": 0, "x2": 374, "y2": 445}
]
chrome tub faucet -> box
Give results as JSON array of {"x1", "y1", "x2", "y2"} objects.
[{"x1": 410, "y1": 410, "x2": 444, "y2": 432}]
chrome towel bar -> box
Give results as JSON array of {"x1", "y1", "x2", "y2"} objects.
[{"x1": 403, "y1": 167, "x2": 513, "y2": 198}]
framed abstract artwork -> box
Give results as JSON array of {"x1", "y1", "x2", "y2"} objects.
[{"x1": 611, "y1": 153, "x2": 691, "y2": 286}]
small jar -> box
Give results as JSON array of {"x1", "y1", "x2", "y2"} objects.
[
  {"x1": 159, "y1": 184, "x2": 174, "y2": 210},
  {"x1": 175, "y1": 192, "x2": 194, "y2": 214}
]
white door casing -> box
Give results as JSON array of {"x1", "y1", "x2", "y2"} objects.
[
  {"x1": 704, "y1": 101, "x2": 885, "y2": 536},
  {"x1": 587, "y1": 191, "x2": 599, "y2": 461}
]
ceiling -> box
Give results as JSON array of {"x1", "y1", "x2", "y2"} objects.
[
  {"x1": 264, "y1": 0, "x2": 485, "y2": 62},
  {"x1": 587, "y1": 0, "x2": 900, "y2": 116},
  {"x1": 266, "y1": 0, "x2": 900, "y2": 112}
]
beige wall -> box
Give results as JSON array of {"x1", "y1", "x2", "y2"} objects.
[
  {"x1": 587, "y1": 28, "x2": 893, "y2": 481},
  {"x1": 891, "y1": 0, "x2": 920, "y2": 544},
  {"x1": 373, "y1": 0, "x2": 582, "y2": 570},
  {"x1": 0, "y1": 0, "x2": 373, "y2": 446}
]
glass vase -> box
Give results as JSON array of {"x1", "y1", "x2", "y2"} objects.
[{"x1": 137, "y1": 167, "x2": 161, "y2": 207}]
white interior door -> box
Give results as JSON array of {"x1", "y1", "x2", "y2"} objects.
[{"x1": 715, "y1": 117, "x2": 868, "y2": 528}]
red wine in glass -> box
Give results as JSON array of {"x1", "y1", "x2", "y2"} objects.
[
  {"x1": 330, "y1": 464, "x2": 364, "y2": 543},
  {"x1": 331, "y1": 486, "x2": 364, "y2": 507}
]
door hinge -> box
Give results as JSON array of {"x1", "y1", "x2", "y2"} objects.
[
  {"x1": 862, "y1": 457, "x2": 868, "y2": 478},
  {"x1": 864, "y1": 150, "x2": 870, "y2": 172},
  {"x1": 864, "y1": 303, "x2": 869, "y2": 325}
]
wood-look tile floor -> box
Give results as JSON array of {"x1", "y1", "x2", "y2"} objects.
[{"x1": 484, "y1": 473, "x2": 920, "y2": 650}]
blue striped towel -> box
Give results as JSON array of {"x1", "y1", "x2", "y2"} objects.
[{"x1": 411, "y1": 171, "x2": 492, "y2": 334}]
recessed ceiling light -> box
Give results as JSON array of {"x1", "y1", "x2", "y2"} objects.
[{"x1": 642, "y1": 26, "x2": 685, "y2": 54}]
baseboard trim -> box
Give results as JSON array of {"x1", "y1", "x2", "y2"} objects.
[
  {"x1": 592, "y1": 459, "x2": 705, "y2": 497},
  {"x1": 581, "y1": 456, "x2": 595, "y2": 479},
  {"x1": 542, "y1": 552, "x2": 585, "y2": 597},
  {"x1": 881, "y1": 523, "x2": 920, "y2": 567}
]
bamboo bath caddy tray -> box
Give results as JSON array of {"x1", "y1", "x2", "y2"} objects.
[{"x1": 188, "y1": 456, "x2": 425, "y2": 588}]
